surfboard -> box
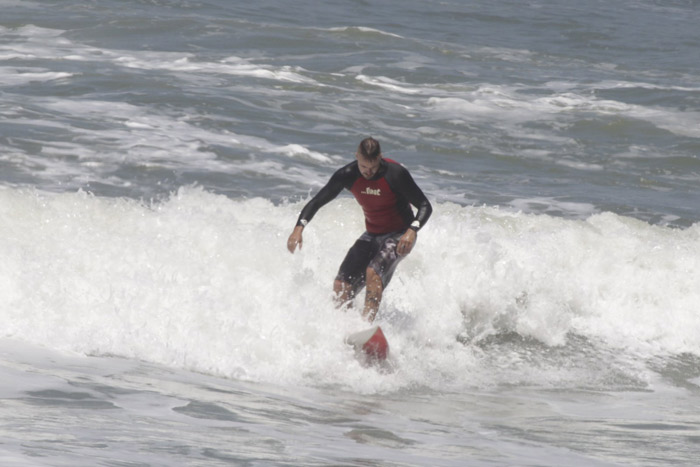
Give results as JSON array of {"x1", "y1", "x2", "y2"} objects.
[{"x1": 345, "y1": 326, "x2": 389, "y2": 363}]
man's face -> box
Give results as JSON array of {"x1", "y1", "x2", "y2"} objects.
[{"x1": 356, "y1": 153, "x2": 382, "y2": 179}]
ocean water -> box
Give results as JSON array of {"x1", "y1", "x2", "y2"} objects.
[{"x1": 1, "y1": 0, "x2": 700, "y2": 465}]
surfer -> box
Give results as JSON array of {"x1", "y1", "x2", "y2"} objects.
[{"x1": 287, "y1": 137, "x2": 432, "y2": 322}]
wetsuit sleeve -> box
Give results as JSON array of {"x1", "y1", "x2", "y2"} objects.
[
  {"x1": 295, "y1": 165, "x2": 354, "y2": 226},
  {"x1": 394, "y1": 165, "x2": 433, "y2": 229}
]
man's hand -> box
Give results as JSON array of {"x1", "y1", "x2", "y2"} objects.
[
  {"x1": 396, "y1": 228, "x2": 417, "y2": 256},
  {"x1": 287, "y1": 225, "x2": 304, "y2": 253}
]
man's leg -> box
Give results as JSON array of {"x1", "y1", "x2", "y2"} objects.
[
  {"x1": 362, "y1": 231, "x2": 406, "y2": 323},
  {"x1": 333, "y1": 279, "x2": 355, "y2": 308},
  {"x1": 362, "y1": 267, "x2": 383, "y2": 323},
  {"x1": 334, "y1": 234, "x2": 375, "y2": 311}
]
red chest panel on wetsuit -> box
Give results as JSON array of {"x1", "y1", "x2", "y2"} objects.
[{"x1": 350, "y1": 163, "x2": 406, "y2": 234}]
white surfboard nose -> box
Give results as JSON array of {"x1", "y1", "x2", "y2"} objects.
[{"x1": 345, "y1": 326, "x2": 389, "y2": 362}]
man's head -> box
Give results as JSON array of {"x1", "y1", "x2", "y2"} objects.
[{"x1": 356, "y1": 137, "x2": 382, "y2": 179}]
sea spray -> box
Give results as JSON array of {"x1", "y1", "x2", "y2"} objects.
[{"x1": 2, "y1": 187, "x2": 699, "y2": 392}]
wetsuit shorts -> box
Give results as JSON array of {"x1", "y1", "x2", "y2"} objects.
[{"x1": 335, "y1": 230, "x2": 406, "y2": 297}]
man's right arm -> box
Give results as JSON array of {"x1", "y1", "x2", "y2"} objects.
[
  {"x1": 288, "y1": 165, "x2": 353, "y2": 254},
  {"x1": 295, "y1": 173, "x2": 345, "y2": 227}
]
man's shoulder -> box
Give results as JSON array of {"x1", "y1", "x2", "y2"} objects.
[
  {"x1": 334, "y1": 160, "x2": 359, "y2": 177},
  {"x1": 382, "y1": 158, "x2": 410, "y2": 177},
  {"x1": 329, "y1": 160, "x2": 360, "y2": 188}
]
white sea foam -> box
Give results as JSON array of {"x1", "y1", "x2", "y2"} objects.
[
  {"x1": 327, "y1": 26, "x2": 404, "y2": 39},
  {"x1": 356, "y1": 75, "x2": 422, "y2": 94},
  {"x1": 1, "y1": 188, "x2": 698, "y2": 393},
  {"x1": 270, "y1": 144, "x2": 332, "y2": 162},
  {"x1": 591, "y1": 79, "x2": 700, "y2": 93},
  {"x1": 508, "y1": 197, "x2": 597, "y2": 217},
  {"x1": 0, "y1": 68, "x2": 72, "y2": 86},
  {"x1": 0, "y1": 25, "x2": 316, "y2": 86},
  {"x1": 427, "y1": 83, "x2": 700, "y2": 140},
  {"x1": 0, "y1": 92, "x2": 338, "y2": 192}
]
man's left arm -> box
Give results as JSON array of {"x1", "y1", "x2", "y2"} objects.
[{"x1": 396, "y1": 167, "x2": 432, "y2": 256}]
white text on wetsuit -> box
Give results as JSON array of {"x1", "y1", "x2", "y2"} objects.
[{"x1": 361, "y1": 187, "x2": 381, "y2": 196}]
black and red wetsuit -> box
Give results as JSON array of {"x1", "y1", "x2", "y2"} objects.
[{"x1": 296, "y1": 158, "x2": 432, "y2": 234}]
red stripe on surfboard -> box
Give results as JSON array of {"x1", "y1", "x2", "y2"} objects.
[{"x1": 362, "y1": 326, "x2": 389, "y2": 361}]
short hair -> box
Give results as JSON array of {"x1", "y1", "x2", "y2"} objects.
[{"x1": 357, "y1": 137, "x2": 382, "y2": 161}]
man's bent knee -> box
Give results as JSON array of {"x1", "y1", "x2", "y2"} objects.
[
  {"x1": 334, "y1": 279, "x2": 354, "y2": 306},
  {"x1": 365, "y1": 267, "x2": 383, "y2": 291}
]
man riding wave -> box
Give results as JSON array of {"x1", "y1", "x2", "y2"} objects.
[{"x1": 287, "y1": 137, "x2": 432, "y2": 322}]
